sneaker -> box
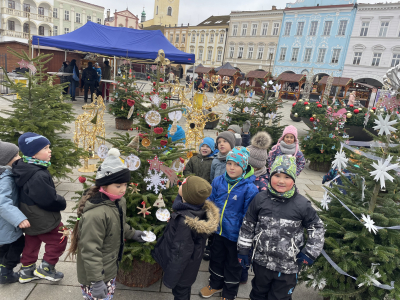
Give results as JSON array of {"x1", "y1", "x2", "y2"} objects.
[
  {"x1": 19, "y1": 264, "x2": 40, "y2": 283},
  {"x1": 199, "y1": 285, "x2": 222, "y2": 298},
  {"x1": 0, "y1": 264, "x2": 19, "y2": 284},
  {"x1": 203, "y1": 249, "x2": 211, "y2": 261},
  {"x1": 34, "y1": 261, "x2": 64, "y2": 282}
]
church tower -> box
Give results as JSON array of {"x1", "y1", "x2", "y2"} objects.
[{"x1": 153, "y1": 0, "x2": 180, "y2": 27}]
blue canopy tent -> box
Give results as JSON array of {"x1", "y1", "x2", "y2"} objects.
[{"x1": 31, "y1": 22, "x2": 195, "y2": 65}]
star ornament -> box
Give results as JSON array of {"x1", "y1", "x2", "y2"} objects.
[
  {"x1": 331, "y1": 146, "x2": 348, "y2": 172},
  {"x1": 137, "y1": 201, "x2": 151, "y2": 218},
  {"x1": 361, "y1": 214, "x2": 378, "y2": 234},
  {"x1": 369, "y1": 155, "x2": 399, "y2": 189},
  {"x1": 321, "y1": 191, "x2": 331, "y2": 210},
  {"x1": 373, "y1": 114, "x2": 397, "y2": 136},
  {"x1": 17, "y1": 59, "x2": 29, "y2": 68},
  {"x1": 148, "y1": 155, "x2": 163, "y2": 172}
]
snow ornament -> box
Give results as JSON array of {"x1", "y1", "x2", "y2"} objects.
[
  {"x1": 331, "y1": 145, "x2": 348, "y2": 172},
  {"x1": 373, "y1": 114, "x2": 397, "y2": 136},
  {"x1": 145, "y1": 110, "x2": 161, "y2": 126},
  {"x1": 307, "y1": 275, "x2": 327, "y2": 290},
  {"x1": 369, "y1": 155, "x2": 399, "y2": 189},
  {"x1": 142, "y1": 231, "x2": 156, "y2": 242},
  {"x1": 124, "y1": 154, "x2": 141, "y2": 171},
  {"x1": 143, "y1": 169, "x2": 167, "y2": 193},
  {"x1": 150, "y1": 94, "x2": 162, "y2": 107},
  {"x1": 361, "y1": 214, "x2": 378, "y2": 235},
  {"x1": 97, "y1": 144, "x2": 109, "y2": 159},
  {"x1": 321, "y1": 191, "x2": 331, "y2": 210}
]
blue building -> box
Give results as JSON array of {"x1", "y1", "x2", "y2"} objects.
[{"x1": 273, "y1": 0, "x2": 357, "y2": 79}]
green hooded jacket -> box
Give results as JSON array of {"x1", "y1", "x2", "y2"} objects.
[{"x1": 183, "y1": 153, "x2": 215, "y2": 183}]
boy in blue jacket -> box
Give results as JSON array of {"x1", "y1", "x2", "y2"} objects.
[
  {"x1": 0, "y1": 142, "x2": 29, "y2": 284},
  {"x1": 200, "y1": 147, "x2": 259, "y2": 300}
]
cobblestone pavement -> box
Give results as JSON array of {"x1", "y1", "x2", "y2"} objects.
[{"x1": 0, "y1": 85, "x2": 325, "y2": 300}]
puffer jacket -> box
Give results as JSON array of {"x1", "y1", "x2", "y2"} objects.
[
  {"x1": 183, "y1": 153, "x2": 215, "y2": 183},
  {"x1": 210, "y1": 156, "x2": 227, "y2": 182},
  {"x1": 267, "y1": 146, "x2": 306, "y2": 176},
  {"x1": 238, "y1": 190, "x2": 325, "y2": 274},
  {"x1": 209, "y1": 166, "x2": 259, "y2": 242},
  {"x1": 76, "y1": 190, "x2": 135, "y2": 286},
  {"x1": 0, "y1": 167, "x2": 26, "y2": 245},
  {"x1": 152, "y1": 196, "x2": 219, "y2": 289},
  {"x1": 12, "y1": 159, "x2": 66, "y2": 236},
  {"x1": 254, "y1": 172, "x2": 269, "y2": 192}
]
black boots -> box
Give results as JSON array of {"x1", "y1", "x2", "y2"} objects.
[{"x1": 0, "y1": 264, "x2": 19, "y2": 284}]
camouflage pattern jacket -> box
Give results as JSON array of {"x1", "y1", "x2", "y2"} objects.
[{"x1": 237, "y1": 190, "x2": 325, "y2": 274}]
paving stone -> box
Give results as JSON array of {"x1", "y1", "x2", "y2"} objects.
[
  {"x1": 64, "y1": 191, "x2": 80, "y2": 201},
  {"x1": 35, "y1": 261, "x2": 79, "y2": 287},
  {"x1": 0, "y1": 282, "x2": 36, "y2": 300},
  {"x1": 117, "y1": 279, "x2": 162, "y2": 292},
  {"x1": 26, "y1": 284, "x2": 83, "y2": 300},
  {"x1": 305, "y1": 185, "x2": 325, "y2": 192},
  {"x1": 65, "y1": 201, "x2": 77, "y2": 213},
  {"x1": 295, "y1": 178, "x2": 314, "y2": 185},
  {"x1": 56, "y1": 182, "x2": 84, "y2": 192},
  {"x1": 295, "y1": 183, "x2": 311, "y2": 191},
  {"x1": 305, "y1": 191, "x2": 324, "y2": 200}
]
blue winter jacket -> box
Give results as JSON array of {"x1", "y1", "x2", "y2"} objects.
[
  {"x1": 209, "y1": 166, "x2": 259, "y2": 242},
  {"x1": 0, "y1": 168, "x2": 26, "y2": 245}
]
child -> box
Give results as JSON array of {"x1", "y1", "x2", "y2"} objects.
[
  {"x1": 267, "y1": 125, "x2": 305, "y2": 176},
  {"x1": 152, "y1": 176, "x2": 219, "y2": 300},
  {"x1": 237, "y1": 155, "x2": 325, "y2": 300},
  {"x1": 0, "y1": 142, "x2": 29, "y2": 284},
  {"x1": 68, "y1": 148, "x2": 145, "y2": 300},
  {"x1": 200, "y1": 147, "x2": 259, "y2": 300},
  {"x1": 183, "y1": 137, "x2": 216, "y2": 183},
  {"x1": 210, "y1": 131, "x2": 235, "y2": 182},
  {"x1": 227, "y1": 120, "x2": 251, "y2": 147},
  {"x1": 12, "y1": 133, "x2": 67, "y2": 283}
]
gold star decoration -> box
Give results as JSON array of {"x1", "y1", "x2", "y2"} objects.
[
  {"x1": 130, "y1": 183, "x2": 140, "y2": 194},
  {"x1": 137, "y1": 201, "x2": 152, "y2": 218},
  {"x1": 58, "y1": 227, "x2": 71, "y2": 243}
]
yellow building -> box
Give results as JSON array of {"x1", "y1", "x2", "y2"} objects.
[{"x1": 141, "y1": 0, "x2": 180, "y2": 28}]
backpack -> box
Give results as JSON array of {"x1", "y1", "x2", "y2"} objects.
[
  {"x1": 85, "y1": 69, "x2": 96, "y2": 82},
  {"x1": 72, "y1": 67, "x2": 79, "y2": 82}
]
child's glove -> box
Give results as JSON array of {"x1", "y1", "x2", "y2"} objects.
[
  {"x1": 132, "y1": 230, "x2": 146, "y2": 243},
  {"x1": 91, "y1": 281, "x2": 108, "y2": 299},
  {"x1": 243, "y1": 120, "x2": 251, "y2": 134},
  {"x1": 296, "y1": 251, "x2": 315, "y2": 273},
  {"x1": 237, "y1": 254, "x2": 250, "y2": 269}
]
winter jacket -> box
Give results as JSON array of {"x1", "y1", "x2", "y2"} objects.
[
  {"x1": 254, "y1": 173, "x2": 269, "y2": 192},
  {"x1": 65, "y1": 63, "x2": 79, "y2": 83},
  {"x1": 0, "y1": 167, "x2": 26, "y2": 245},
  {"x1": 241, "y1": 133, "x2": 251, "y2": 147},
  {"x1": 102, "y1": 65, "x2": 111, "y2": 80},
  {"x1": 209, "y1": 166, "x2": 259, "y2": 242},
  {"x1": 267, "y1": 146, "x2": 306, "y2": 176},
  {"x1": 210, "y1": 157, "x2": 227, "y2": 182},
  {"x1": 152, "y1": 197, "x2": 219, "y2": 289},
  {"x1": 183, "y1": 153, "x2": 215, "y2": 183},
  {"x1": 81, "y1": 66, "x2": 98, "y2": 86},
  {"x1": 12, "y1": 159, "x2": 66, "y2": 236},
  {"x1": 238, "y1": 190, "x2": 325, "y2": 274},
  {"x1": 76, "y1": 190, "x2": 136, "y2": 286}
]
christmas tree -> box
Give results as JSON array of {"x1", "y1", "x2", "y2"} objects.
[
  {"x1": 303, "y1": 112, "x2": 400, "y2": 299},
  {"x1": 0, "y1": 48, "x2": 84, "y2": 179}
]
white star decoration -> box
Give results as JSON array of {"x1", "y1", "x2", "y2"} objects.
[
  {"x1": 307, "y1": 275, "x2": 327, "y2": 290},
  {"x1": 273, "y1": 84, "x2": 282, "y2": 92},
  {"x1": 331, "y1": 146, "x2": 348, "y2": 172},
  {"x1": 321, "y1": 191, "x2": 331, "y2": 210},
  {"x1": 361, "y1": 214, "x2": 378, "y2": 235},
  {"x1": 369, "y1": 155, "x2": 399, "y2": 189},
  {"x1": 373, "y1": 114, "x2": 397, "y2": 136}
]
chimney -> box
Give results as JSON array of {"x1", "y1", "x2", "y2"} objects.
[{"x1": 272, "y1": 5, "x2": 277, "y2": 10}]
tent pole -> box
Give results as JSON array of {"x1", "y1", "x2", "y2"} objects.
[
  {"x1": 113, "y1": 56, "x2": 116, "y2": 80},
  {"x1": 65, "y1": 51, "x2": 67, "y2": 61},
  {"x1": 192, "y1": 63, "x2": 195, "y2": 97}
]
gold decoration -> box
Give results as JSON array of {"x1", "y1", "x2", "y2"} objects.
[
  {"x1": 137, "y1": 201, "x2": 151, "y2": 218},
  {"x1": 142, "y1": 138, "x2": 151, "y2": 147},
  {"x1": 347, "y1": 112, "x2": 352, "y2": 118},
  {"x1": 145, "y1": 110, "x2": 161, "y2": 126},
  {"x1": 154, "y1": 49, "x2": 171, "y2": 66},
  {"x1": 130, "y1": 183, "x2": 140, "y2": 194},
  {"x1": 305, "y1": 106, "x2": 310, "y2": 110},
  {"x1": 187, "y1": 151, "x2": 193, "y2": 159},
  {"x1": 294, "y1": 113, "x2": 298, "y2": 117}
]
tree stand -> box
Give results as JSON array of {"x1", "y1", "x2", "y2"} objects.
[{"x1": 117, "y1": 259, "x2": 162, "y2": 288}]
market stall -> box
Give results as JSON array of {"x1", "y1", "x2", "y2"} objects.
[
  {"x1": 318, "y1": 76, "x2": 353, "y2": 103},
  {"x1": 216, "y1": 68, "x2": 241, "y2": 94},
  {"x1": 348, "y1": 82, "x2": 375, "y2": 107},
  {"x1": 246, "y1": 70, "x2": 273, "y2": 95},
  {"x1": 276, "y1": 73, "x2": 306, "y2": 101}
]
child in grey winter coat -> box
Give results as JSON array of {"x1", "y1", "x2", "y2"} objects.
[{"x1": 210, "y1": 131, "x2": 236, "y2": 182}]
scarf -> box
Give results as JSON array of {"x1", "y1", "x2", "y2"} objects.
[
  {"x1": 279, "y1": 141, "x2": 296, "y2": 155},
  {"x1": 254, "y1": 166, "x2": 267, "y2": 178},
  {"x1": 267, "y1": 182, "x2": 296, "y2": 199},
  {"x1": 172, "y1": 195, "x2": 203, "y2": 211},
  {"x1": 99, "y1": 187, "x2": 124, "y2": 202},
  {"x1": 217, "y1": 151, "x2": 228, "y2": 161},
  {"x1": 225, "y1": 171, "x2": 244, "y2": 185},
  {"x1": 22, "y1": 155, "x2": 51, "y2": 167}
]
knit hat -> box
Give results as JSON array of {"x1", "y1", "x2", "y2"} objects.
[
  {"x1": 95, "y1": 148, "x2": 131, "y2": 186},
  {"x1": 247, "y1": 131, "x2": 272, "y2": 169},
  {"x1": 0, "y1": 141, "x2": 19, "y2": 166},
  {"x1": 199, "y1": 137, "x2": 215, "y2": 152},
  {"x1": 181, "y1": 176, "x2": 212, "y2": 205},
  {"x1": 275, "y1": 125, "x2": 299, "y2": 156},
  {"x1": 270, "y1": 155, "x2": 297, "y2": 181},
  {"x1": 168, "y1": 124, "x2": 186, "y2": 143},
  {"x1": 18, "y1": 132, "x2": 50, "y2": 157},
  {"x1": 216, "y1": 131, "x2": 236, "y2": 150},
  {"x1": 227, "y1": 125, "x2": 241, "y2": 134},
  {"x1": 226, "y1": 146, "x2": 249, "y2": 172}
]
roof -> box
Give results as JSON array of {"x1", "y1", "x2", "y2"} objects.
[
  {"x1": 215, "y1": 62, "x2": 235, "y2": 72},
  {"x1": 197, "y1": 15, "x2": 230, "y2": 27},
  {"x1": 276, "y1": 73, "x2": 305, "y2": 82},
  {"x1": 318, "y1": 76, "x2": 353, "y2": 86},
  {"x1": 246, "y1": 70, "x2": 272, "y2": 79},
  {"x1": 74, "y1": 0, "x2": 104, "y2": 9},
  {"x1": 195, "y1": 66, "x2": 212, "y2": 74},
  {"x1": 187, "y1": 63, "x2": 203, "y2": 72},
  {"x1": 217, "y1": 69, "x2": 241, "y2": 77},
  {"x1": 286, "y1": 4, "x2": 354, "y2": 11}
]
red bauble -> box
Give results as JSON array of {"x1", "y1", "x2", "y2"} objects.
[
  {"x1": 165, "y1": 134, "x2": 168, "y2": 137},
  {"x1": 292, "y1": 103, "x2": 296, "y2": 107},
  {"x1": 160, "y1": 139, "x2": 168, "y2": 146},
  {"x1": 349, "y1": 104, "x2": 354, "y2": 108},
  {"x1": 316, "y1": 102, "x2": 320, "y2": 104},
  {"x1": 310, "y1": 117, "x2": 315, "y2": 122},
  {"x1": 153, "y1": 89, "x2": 156, "y2": 92},
  {"x1": 354, "y1": 109, "x2": 359, "y2": 114},
  {"x1": 179, "y1": 157, "x2": 185, "y2": 163},
  {"x1": 78, "y1": 176, "x2": 86, "y2": 183},
  {"x1": 127, "y1": 99, "x2": 135, "y2": 107},
  {"x1": 160, "y1": 78, "x2": 164, "y2": 82},
  {"x1": 304, "y1": 102, "x2": 309, "y2": 105},
  {"x1": 147, "y1": 76, "x2": 150, "y2": 79},
  {"x1": 165, "y1": 96, "x2": 168, "y2": 100},
  {"x1": 164, "y1": 117, "x2": 167, "y2": 120},
  {"x1": 154, "y1": 127, "x2": 164, "y2": 134},
  {"x1": 317, "y1": 104, "x2": 322, "y2": 108},
  {"x1": 129, "y1": 128, "x2": 133, "y2": 131},
  {"x1": 372, "y1": 107, "x2": 377, "y2": 111},
  {"x1": 161, "y1": 103, "x2": 167, "y2": 110},
  {"x1": 153, "y1": 82, "x2": 156, "y2": 86}
]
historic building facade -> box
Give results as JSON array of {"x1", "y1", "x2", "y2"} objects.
[
  {"x1": 342, "y1": 2, "x2": 400, "y2": 86},
  {"x1": 224, "y1": 6, "x2": 283, "y2": 73},
  {"x1": 164, "y1": 24, "x2": 188, "y2": 53},
  {"x1": 273, "y1": 0, "x2": 357, "y2": 77},
  {"x1": 104, "y1": 9, "x2": 140, "y2": 29},
  {"x1": 141, "y1": 0, "x2": 180, "y2": 28}
]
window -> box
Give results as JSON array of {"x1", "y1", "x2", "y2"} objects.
[
  {"x1": 255, "y1": 47, "x2": 262, "y2": 59},
  {"x1": 304, "y1": 48, "x2": 312, "y2": 62},
  {"x1": 337, "y1": 20, "x2": 347, "y2": 36},
  {"x1": 204, "y1": 21, "x2": 211, "y2": 24},
  {"x1": 268, "y1": 48, "x2": 274, "y2": 60},
  {"x1": 39, "y1": 26, "x2": 44, "y2": 36},
  {"x1": 64, "y1": 10, "x2": 69, "y2": 21},
  {"x1": 167, "y1": 7, "x2": 172, "y2": 16},
  {"x1": 23, "y1": 23, "x2": 29, "y2": 33},
  {"x1": 353, "y1": 52, "x2": 362, "y2": 65},
  {"x1": 252, "y1": 24, "x2": 257, "y2": 36},
  {"x1": 156, "y1": 6, "x2": 158, "y2": 15},
  {"x1": 200, "y1": 33, "x2": 204, "y2": 43},
  {"x1": 217, "y1": 50, "x2": 222, "y2": 61},
  {"x1": 379, "y1": 22, "x2": 389, "y2": 37},
  {"x1": 87, "y1": 16, "x2": 91, "y2": 23},
  {"x1": 52, "y1": 8, "x2": 58, "y2": 18},
  {"x1": 182, "y1": 34, "x2": 186, "y2": 43},
  {"x1": 272, "y1": 23, "x2": 279, "y2": 35},
  {"x1": 170, "y1": 34, "x2": 173, "y2": 43},
  {"x1": 323, "y1": 21, "x2": 332, "y2": 36},
  {"x1": 360, "y1": 22, "x2": 369, "y2": 36},
  {"x1": 279, "y1": 47, "x2": 287, "y2": 61},
  {"x1": 215, "y1": 20, "x2": 222, "y2": 24},
  {"x1": 210, "y1": 33, "x2": 214, "y2": 43},
  {"x1": 8, "y1": 20, "x2": 15, "y2": 31},
  {"x1": 64, "y1": 27, "x2": 70, "y2": 34},
  {"x1": 175, "y1": 34, "x2": 179, "y2": 43},
  {"x1": 76, "y1": 13, "x2": 81, "y2": 23},
  {"x1": 198, "y1": 48, "x2": 203, "y2": 60},
  {"x1": 232, "y1": 24, "x2": 238, "y2": 36},
  {"x1": 191, "y1": 34, "x2": 195, "y2": 43},
  {"x1": 317, "y1": 48, "x2": 326, "y2": 63},
  {"x1": 296, "y1": 22, "x2": 304, "y2": 36},
  {"x1": 229, "y1": 46, "x2": 235, "y2": 58},
  {"x1": 38, "y1": 7, "x2": 44, "y2": 15},
  {"x1": 53, "y1": 25, "x2": 58, "y2": 35},
  {"x1": 219, "y1": 33, "x2": 224, "y2": 43},
  {"x1": 284, "y1": 22, "x2": 292, "y2": 36},
  {"x1": 391, "y1": 54, "x2": 400, "y2": 67},
  {"x1": 238, "y1": 46, "x2": 244, "y2": 58},
  {"x1": 309, "y1": 21, "x2": 318, "y2": 36},
  {"x1": 291, "y1": 48, "x2": 299, "y2": 62},
  {"x1": 331, "y1": 49, "x2": 341, "y2": 64},
  {"x1": 207, "y1": 49, "x2": 212, "y2": 60},
  {"x1": 372, "y1": 53, "x2": 381, "y2": 66},
  {"x1": 97, "y1": 18, "x2": 101, "y2": 24},
  {"x1": 8, "y1": 0, "x2": 15, "y2": 9},
  {"x1": 242, "y1": 24, "x2": 247, "y2": 36},
  {"x1": 23, "y1": 3, "x2": 30, "y2": 12},
  {"x1": 118, "y1": 24, "x2": 123, "y2": 27},
  {"x1": 190, "y1": 47, "x2": 195, "y2": 54},
  {"x1": 261, "y1": 23, "x2": 268, "y2": 35},
  {"x1": 248, "y1": 46, "x2": 254, "y2": 59}
]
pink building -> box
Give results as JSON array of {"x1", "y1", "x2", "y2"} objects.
[{"x1": 104, "y1": 9, "x2": 140, "y2": 29}]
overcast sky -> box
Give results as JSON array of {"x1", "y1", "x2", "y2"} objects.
[{"x1": 98, "y1": 0, "x2": 395, "y2": 25}]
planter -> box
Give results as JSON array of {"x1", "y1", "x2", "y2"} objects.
[
  {"x1": 205, "y1": 118, "x2": 220, "y2": 129},
  {"x1": 309, "y1": 161, "x2": 331, "y2": 173},
  {"x1": 117, "y1": 259, "x2": 162, "y2": 288},
  {"x1": 290, "y1": 113, "x2": 302, "y2": 122},
  {"x1": 115, "y1": 118, "x2": 134, "y2": 130}
]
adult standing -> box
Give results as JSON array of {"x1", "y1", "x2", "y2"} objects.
[
  {"x1": 65, "y1": 59, "x2": 79, "y2": 102},
  {"x1": 58, "y1": 61, "x2": 69, "y2": 95},
  {"x1": 81, "y1": 62, "x2": 98, "y2": 103},
  {"x1": 94, "y1": 62, "x2": 102, "y2": 83},
  {"x1": 102, "y1": 60, "x2": 111, "y2": 102},
  {"x1": 169, "y1": 71, "x2": 175, "y2": 83}
]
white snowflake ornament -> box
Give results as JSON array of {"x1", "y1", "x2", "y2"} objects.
[
  {"x1": 373, "y1": 114, "x2": 397, "y2": 136},
  {"x1": 143, "y1": 169, "x2": 167, "y2": 194},
  {"x1": 307, "y1": 275, "x2": 327, "y2": 290},
  {"x1": 331, "y1": 146, "x2": 348, "y2": 172},
  {"x1": 361, "y1": 214, "x2": 378, "y2": 235},
  {"x1": 369, "y1": 155, "x2": 399, "y2": 189},
  {"x1": 321, "y1": 191, "x2": 331, "y2": 210}
]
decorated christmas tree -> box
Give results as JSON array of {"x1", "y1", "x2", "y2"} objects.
[{"x1": 0, "y1": 48, "x2": 84, "y2": 179}]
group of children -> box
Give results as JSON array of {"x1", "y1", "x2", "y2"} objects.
[{"x1": 0, "y1": 124, "x2": 324, "y2": 300}]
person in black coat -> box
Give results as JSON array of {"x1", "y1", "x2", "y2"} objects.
[
  {"x1": 81, "y1": 62, "x2": 98, "y2": 103},
  {"x1": 151, "y1": 176, "x2": 219, "y2": 300}
]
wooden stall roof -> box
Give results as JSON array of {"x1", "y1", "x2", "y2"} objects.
[
  {"x1": 318, "y1": 76, "x2": 353, "y2": 86},
  {"x1": 355, "y1": 82, "x2": 375, "y2": 89},
  {"x1": 217, "y1": 69, "x2": 241, "y2": 77},
  {"x1": 246, "y1": 70, "x2": 270, "y2": 79},
  {"x1": 195, "y1": 66, "x2": 212, "y2": 74},
  {"x1": 276, "y1": 73, "x2": 305, "y2": 83}
]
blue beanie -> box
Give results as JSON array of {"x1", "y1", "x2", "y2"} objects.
[
  {"x1": 199, "y1": 137, "x2": 215, "y2": 152},
  {"x1": 168, "y1": 124, "x2": 186, "y2": 143},
  {"x1": 18, "y1": 132, "x2": 50, "y2": 157}
]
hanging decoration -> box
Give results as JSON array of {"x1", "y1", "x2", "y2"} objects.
[
  {"x1": 130, "y1": 183, "x2": 140, "y2": 194},
  {"x1": 127, "y1": 135, "x2": 140, "y2": 149},
  {"x1": 142, "y1": 231, "x2": 157, "y2": 242},
  {"x1": 156, "y1": 208, "x2": 170, "y2": 222},
  {"x1": 97, "y1": 144, "x2": 109, "y2": 159},
  {"x1": 145, "y1": 110, "x2": 161, "y2": 126},
  {"x1": 373, "y1": 114, "x2": 397, "y2": 136},
  {"x1": 369, "y1": 155, "x2": 399, "y2": 189},
  {"x1": 148, "y1": 155, "x2": 163, "y2": 172},
  {"x1": 320, "y1": 144, "x2": 324, "y2": 154},
  {"x1": 168, "y1": 110, "x2": 183, "y2": 121},
  {"x1": 150, "y1": 94, "x2": 162, "y2": 107},
  {"x1": 160, "y1": 165, "x2": 179, "y2": 186},
  {"x1": 143, "y1": 169, "x2": 167, "y2": 193},
  {"x1": 331, "y1": 146, "x2": 348, "y2": 172},
  {"x1": 321, "y1": 190, "x2": 331, "y2": 210},
  {"x1": 124, "y1": 154, "x2": 141, "y2": 171},
  {"x1": 361, "y1": 214, "x2": 379, "y2": 235},
  {"x1": 142, "y1": 137, "x2": 151, "y2": 147},
  {"x1": 137, "y1": 201, "x2": 152, "y2": 218},
  {"x1": 153, "y1": 193, "x2": 166, "y2": 207},
  {"x1": 171, "y1": 158, "x2": 185, "y2": 173}
]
